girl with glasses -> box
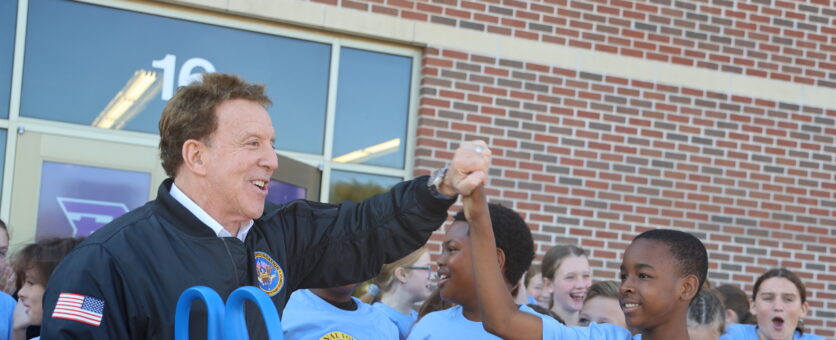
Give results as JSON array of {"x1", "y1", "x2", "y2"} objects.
[{"x1": 361, "y1": 247, "x2": 435, "y2": 339}]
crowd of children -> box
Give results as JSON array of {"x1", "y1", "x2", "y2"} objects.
[{"x1": 0, "y1": 182, "x2": 827, "y2": 340}]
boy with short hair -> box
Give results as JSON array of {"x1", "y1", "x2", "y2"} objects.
[
  {"x1": 465, "y1": 186, "x2": 708, "y2": 340},
  {"x1": 407, "y1": 203, "x2": 535, "y2": 339}
]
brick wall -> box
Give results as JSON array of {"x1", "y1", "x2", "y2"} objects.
[
  {"x1": 413, "y1": 46, "x2": 835, "y2": 336},
  {"x1": 308, "y1": 0, "x2": 836, "y2": 89},
  {"x1": 292, "y1": 0, "x2": 835, "y2": 336}
]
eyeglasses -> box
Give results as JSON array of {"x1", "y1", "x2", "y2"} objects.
[{"x1": 403, "y1": 265, "x2": 438, "y2": 280}]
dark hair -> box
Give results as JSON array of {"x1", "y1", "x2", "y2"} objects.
[
  {"x1": 687, "y1": 288, "x2": 725, "y2": 334},
  {"x1": 585, "y1": 280, "x2": 620, "y2": 302},
  {"x1": 158, "y1": 73, "x2": 272, "y2": 177},
  {"x1": 13, "y1": 237, "x2": 84, "y2": 289},
  {"x1": 753, "y1": 268, "x2": 806, "y2": 334},
  {"x1": 541, "y1": 244, "x2": 587, "y2": 282},
  {"x1": 454, "y1": 203, "x2": 534, "y2": 285},
  {"x1": 633, "y1": 229, "x2": 708, "y2": 294},
  {"x1": 715, "y1": 284, "x2": 755, "y2": 324}
]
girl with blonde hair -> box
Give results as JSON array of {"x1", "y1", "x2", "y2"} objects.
[{"x1": 361, "y1": 247, "x2": 434, "y2": 339}]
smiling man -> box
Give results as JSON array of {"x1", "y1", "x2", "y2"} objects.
[{"x1": 40, "y1": 73, "x2": 490, "y2": 339}]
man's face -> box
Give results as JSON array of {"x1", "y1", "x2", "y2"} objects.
[
  {"x1": 201, "y1": 99, "x2": 277, "y2": 223},
  {"x1": 619, "y1": 239, "x2": 682, "y2": 331},
  {"x1": 436, "y1": 221, "x2": 476, "y2": 307}
]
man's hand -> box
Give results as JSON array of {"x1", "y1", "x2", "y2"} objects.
[{"x1": 439, "y1": 140, "x2": 491, "y2": 197}]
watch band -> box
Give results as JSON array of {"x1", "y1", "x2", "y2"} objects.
[{"x1": 427, "y1": 166, "x2": 456, "y2": 200}]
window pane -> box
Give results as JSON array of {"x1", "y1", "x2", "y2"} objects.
[
  {"x1": 328, "y1": 170, "x2": 400, "y2": 204},
  {"x1": 21, "y1": 0, "x2": 330, "y2": 154},
  {"x1": 35, "y1": 161, "x2": 151, "y2": 239},
  {"x1": 0, "y1": 0, "x2": 16, "y2": 118},
  {"x1": 332, "y1": 48, "x2": 412, "y2": 169}
]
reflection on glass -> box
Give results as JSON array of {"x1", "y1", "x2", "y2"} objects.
[
  {"x1": 328, "y1": 170, "x2": 400, "y2": 204},
  {"x1": 35, "y1": 162, "x2": 151, "y2": 239},
  {"x1": 332, "y1": 138, "x2": 400, "y2": 163},
  {"x1": 0, "y1": 0, "x2": 17, "y2": 118},
  {"x1": 92, "y1": 70, "x2": 161, "y2": 129},
  {"x1": 265, "y1": 179, "x2": 306, "y2": 205},
  {"x1": 22, "y1": 0, "x2": 330, "y2": 153},
  {"x1": 333, "y1": 48, "x2": 412, "y2": 169}
]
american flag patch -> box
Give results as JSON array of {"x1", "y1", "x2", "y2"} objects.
[{"x1": 52, "y1": 292, "x2": 105, "y2": 326}]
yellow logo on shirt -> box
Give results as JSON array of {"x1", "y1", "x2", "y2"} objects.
[{"x1": 319, "y1": 331, "x2": 356, "y2": 340}]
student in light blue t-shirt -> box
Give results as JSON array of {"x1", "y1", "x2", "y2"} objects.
[
  {"x1": 358, "y1": 246, "x2": 435, "y2": 339},
  {"x1": 720, "y1": 268, "x2": 824, "y2": 340},
  {"x1": 407, "y1": 201, "x2": 538, "y2": 339},
  {"x1": 281, "y1": 285, "x2": 398, "y2": 340},
  {"x1": 464, "y1": 185, "x2": 709, "y2": 340},
  {"x1": 0, "y1": 291, "x2": 14, "y2": 340}
]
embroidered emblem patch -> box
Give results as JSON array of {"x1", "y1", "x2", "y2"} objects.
[
  {"x1": 319, "y1": 331, "x2": 356, "y2": 340},
  {"x1": 254, "y1": 251, "x2": 284, "y2": 296}
]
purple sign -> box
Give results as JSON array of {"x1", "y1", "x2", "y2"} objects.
[
  {"x1": 265, "y1": 179, "x2": 306, "y2": 205},
  {"x1": 36, "y1": 162, "x2": 151, "y2": 239}
]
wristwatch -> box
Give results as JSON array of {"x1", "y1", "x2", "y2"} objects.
[{"x1": 427, "y1": 166, "x2": 456, "y2": 200}]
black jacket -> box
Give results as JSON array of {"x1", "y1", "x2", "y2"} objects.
[{"x1": 41, "y1": 177, "x2": 453, "y2": 339}]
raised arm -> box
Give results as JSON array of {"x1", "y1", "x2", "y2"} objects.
[{"x1": 464, "y1": 185, "x2": 543, "y2": 340}]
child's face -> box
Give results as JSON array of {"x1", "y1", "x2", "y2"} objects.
[
  {"x1": 403, "y1": 252, "x2": 435, "y2": 303},
  {"x1": 751, "y1": 277, "x2": 808, "y2": 340},
  {"x1": 437, "y1": 221, "x2": 476, "y2": 307},
  {"x1": 19, "y1": 270, "x2": 46, "y2": 325},
  {"x1": 580, "y1": 296, "x2": 627, "y2": 328},
  {"x1": 526, "y1": 273, "x2": 548, "y2": 306},
  {"x1": 547, "y1": 256, "x2": 592, "y2": 313},
  {"x1": 619, "y1": 239, "x2": 683, "y2": 330}
]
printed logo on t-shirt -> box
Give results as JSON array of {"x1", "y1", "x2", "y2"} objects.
[
  {"x1": 254, "y1": 251, "x2": 284, "y2": 296},
  {"x1": 319, "y1": 331, "x2": 356, "y2": 340}
]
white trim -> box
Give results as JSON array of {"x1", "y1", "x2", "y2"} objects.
[
  {"x1": 404, "y1": 44, "x2": 422, "y2": 180},
  {"x1": 319, "y1": 42, "x2": 341, "y2": 203},
  {"x1": 15, "y1": 118, "x2": 159, "y2": 147},
  {"x1": 178, "y1": 0, "x2": 836, "y2": 108},
  {"x1": 2, "y1": 0, "x2": 29, "y2": 222}
]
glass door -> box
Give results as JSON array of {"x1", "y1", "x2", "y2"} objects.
[{"x1": 9, "y1": 131, "x2": 165, "y2": 245}]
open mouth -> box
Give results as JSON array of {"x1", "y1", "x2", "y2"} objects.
[
  {"x1": 621, "y1": 302, "x2": 640, "y2": 312},
  {"x1": 570, "y1": 292, "x2": 586, "y2": 305},
  {"x1": 437, "y1": 272, "x2": 450, "y2": 288},
  {"x1": 250, "y1": 180, "x2": 267, "y2": 191},
  {"x1": 772, "y1": 316, "x2": 784, "y2": 331}
]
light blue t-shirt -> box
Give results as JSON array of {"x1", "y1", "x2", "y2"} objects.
[
  {"x1": 720, "y1": 324, "x2": 825, "y2": 340},
  {"x1": 527, "y1": 296, "x2": 537, "y2": 305},
  {"x1": 371, "y1": 302, "x2": 417, "y2": 340},
  {"x1": 408, "y1": 304, "x2": 555, "y2": 340},
  {"x1": 281, "y1": 289, "x2": 399, "y2": 340},
  {"x1": 0, "y1": 292, "x2": 15, "y2": 340},
  {"x1": 409, "y1": 304, "x2": 634, "y2": 340},
  {"x1": 541, "y1": 317, "x2": 635, "y2": 339}
]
